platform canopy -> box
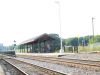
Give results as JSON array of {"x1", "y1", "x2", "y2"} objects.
[{"x1": 20, "y1": 33, "x2": 58, "y2": 45}]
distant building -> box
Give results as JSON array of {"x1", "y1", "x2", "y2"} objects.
[{"x1": 0, "y1": 43, "x2": 4, "y2": 51}]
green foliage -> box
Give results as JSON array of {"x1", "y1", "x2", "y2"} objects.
[
  {"x1": 78, "y1": 46, "x2": 100, "y2": 52},
  {"x1": 89, "y1": 35, "x2": 100, "y2": 44},
  {"x1": 94, "y1": 35, "x2": 100, "y2": 42},
  {"x1": 64, "y1": 35, "x2": 100, "y2": 46},
  {"x1": 63, "y1": 37, "x2": 79, "y2": 46}
]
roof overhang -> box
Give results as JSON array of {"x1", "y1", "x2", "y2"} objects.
[{"x1": 20, "y1": 33, "x2": 55, "y2": 45}]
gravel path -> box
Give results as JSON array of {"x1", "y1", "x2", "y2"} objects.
[{"x1": 15, "y1": 57, "x2": 100, "y2": 75}]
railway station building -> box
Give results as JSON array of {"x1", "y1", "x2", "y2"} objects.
[{"x1": 19, "y1": 33, "x2": 60, "y2": 53}]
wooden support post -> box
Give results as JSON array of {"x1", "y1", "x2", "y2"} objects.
[
  {"x1": 44, "y1": 41, "x2": 46, "y2": 53},
  {"x1": 27, "y1": 44, "x2": 28, "y2": 53},
  {"x1": 21, "y1": 45, "x2": 22, "y2": 53},
  {"x1": 31, "y1": 44, "x2": 33, "y2": 53},
  {"x1": 20, "y1": 45, "x2": 21, "y2": 53},
  {"x1": 24, "y1": 45, "x2": 25, "y2": 53},
  {"x1": 38, "y1": 42, "x2": 41, "y2": 53},
  {"x1": 39, "y1": 42, "x2": 42, "y2": 53},
  {"x1": 22, "y1": 45, "x2": 23, "y2": 53},
  {"x1": 30, "y1": 44, "x2": 32, "y2": 53}
]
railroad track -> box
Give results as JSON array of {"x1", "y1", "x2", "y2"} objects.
[
  {"x1": 2, "y1": 59, "x2": 28, "y2": 75},
  {"x1": 17, "y1": 55, "x2": 100, "y2": 71},
  {"x1": 3, "y1": 58, "x2": 66, "y2": 75}
]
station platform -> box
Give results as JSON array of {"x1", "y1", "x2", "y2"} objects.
[
  {"x1": 0, "y1": 65, "x2": 5, "y2": 75},
  {"x1": 16, "y1": 53, "x2": 75, "y2": 57}
]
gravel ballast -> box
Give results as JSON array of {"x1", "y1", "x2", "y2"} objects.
[
  {"x1": 15, "y1": 57, "x2": 100, "y2": 75},
  {"x1": 59, "y1": 53, "x2": 100, "y2": 61}
]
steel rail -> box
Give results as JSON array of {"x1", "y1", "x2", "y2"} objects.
[
  {"x1": 3, "y1": 59, "x2": 29, "y2": 75},
  {"x1": 17, "y1": 55, "x2": 100, "y2": 71},
  {"x1": 4, "y1": 58, "x2": 66, "y2": 75}
]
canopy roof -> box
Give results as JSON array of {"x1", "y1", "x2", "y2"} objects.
[{"x1": 20, "y1": 33, "x2": 59, "y2": 45}]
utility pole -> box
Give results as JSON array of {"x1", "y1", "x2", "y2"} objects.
[
  {"x1": 55, "y1": 1, "x2": 64, "y2": 53},
  {"x1": 92, "y1": 17, "x2": 95, "y2": 44},
  {"x1": 92, "y1": 17, "x2": 95, "y2": 50}
]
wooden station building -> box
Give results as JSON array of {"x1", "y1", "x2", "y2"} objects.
[{"x1": 19, "y1": 33, "x2": 60, "y2": 53}]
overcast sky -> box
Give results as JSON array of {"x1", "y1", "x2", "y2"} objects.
[{"x1": 0, "y1": 0, "x2": 100, "y2": 46}]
